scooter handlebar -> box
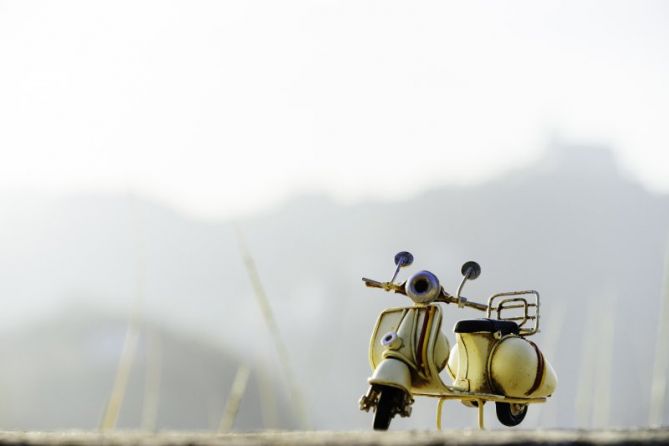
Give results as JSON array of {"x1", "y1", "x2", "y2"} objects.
[
  {"x1": 362, "y1": 277, "x2": 406, "y2": 293},
  {"x1": 361, "y1": 277, "x2": 488, "y2": 312},
  {"x1": 439, "y1": 295, "x2": 489, "y2": 312}
]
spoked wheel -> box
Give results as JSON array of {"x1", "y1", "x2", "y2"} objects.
[
  {"x1": 373, "y1": 386, "x2": 405, "y2": 431},
  {"x1": 495, "y1": 402, "x2": 528, "y2": 427}
]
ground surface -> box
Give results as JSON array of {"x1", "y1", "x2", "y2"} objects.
[{"x1": 0, "y1": 430, "x2": 667, "y2": 446}]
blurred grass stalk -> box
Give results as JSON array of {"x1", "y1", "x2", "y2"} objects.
[
  {"x1": 575, "y1": 299, "x2": 598, "y2": 427},
  {"x1": 649, "y1": 240, "x2": 669, "y2": 427},
  {"x1": 100, "y1": 196, "x2": 145, "y2": 431},
  {"x1": 235, "y1": 226, "x2": 310, "y2": 430},
  {"x1": 592, "y1": 291, "x2": 616, "y2": 428},
  {"x1": 219, "y1": 365, "x2": 251, "y2": 432},
  {"x1": 141, "y1": 331, "x2": 162, "y2": 432},
  {"x1": 100, "y1": 324, "x2": 140, "y2": 431},
  {"x1": 256, "y1": 361, "x2": 279, "y2": 430},
  {"x1": 575, "y1": 292, "x2": 616, "y2": 429}
]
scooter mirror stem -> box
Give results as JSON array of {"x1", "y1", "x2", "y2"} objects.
[
  {"x1": 455, "y1": 275, "x2": 469, "y2": 307},
  {"x1": 390, "y1": 251, "x2": 414, "y2": 284},
  {"x1": 389, "y1": 264, "x2": 402, "y2": 285}
]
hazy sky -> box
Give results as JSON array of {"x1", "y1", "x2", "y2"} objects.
[{"x1": 1, "y1": 1, "x2": 668, "y2": 218}]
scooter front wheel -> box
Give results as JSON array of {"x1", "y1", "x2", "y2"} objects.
[
  {"x1": 495, "y1": 402, "x2": 528, "y2": 427},
  {"x1": 373, "y1": 386, "x2": 404, "y2": 431}
]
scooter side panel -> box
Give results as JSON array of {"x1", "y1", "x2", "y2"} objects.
[
  {"x1": 446, "y1": 343, "x2": 459, "y2": 381},
  {"x1": 432, "y1": 319, "x2": 450, "y2": 372},
  {"x1": 451, "y1": 332, "x2": 497, "y2": 393},
  {"x1": 489, "y1": 336, "x2": 557, "y2": 398}
]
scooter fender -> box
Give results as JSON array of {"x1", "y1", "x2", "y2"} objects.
[{"x1": 368, "y1": 357, "x2": 411, "y2": 393}]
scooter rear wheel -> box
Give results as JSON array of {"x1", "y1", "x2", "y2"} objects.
[
  {"x1": 495, "y1": 402, "x2": 528, "y2": 427},
  {"x1": 373, "y1": 386, "x2": 403, "y2": 431}
]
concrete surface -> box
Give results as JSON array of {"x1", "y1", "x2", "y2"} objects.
[{"x1": 0, "y1": 430, "x2": 667, "y2": 446}]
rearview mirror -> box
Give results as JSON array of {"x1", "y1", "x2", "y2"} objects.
[
  {"x1": 461, "y1": 261, "x2": 481, "y2": 280},
  {"x1": 389, "y1": 251, "x2": 414, "y2": 284},
  {"x1": 394, "y1": 251, "x2": 414, "y2": 268}
]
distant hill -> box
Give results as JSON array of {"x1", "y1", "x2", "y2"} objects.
[
  {"x1": 0, "y1": 307, "x2": 292, "y2": 431},
  {"x1": 0, "y1": 140, "x2": 667, "y2": 429}
]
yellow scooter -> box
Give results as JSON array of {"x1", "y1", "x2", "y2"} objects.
[{"x1": 358, "y1": 252, "x2": 557, "y2": 430}]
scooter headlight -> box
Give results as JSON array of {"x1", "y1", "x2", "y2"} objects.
[{"x1": 405, "y1": 270, "x2": 441, "y2": 304}]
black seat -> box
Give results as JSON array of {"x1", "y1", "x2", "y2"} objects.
[{"x1": 454, "y1": 318, "x2": 519, "y2": 336}]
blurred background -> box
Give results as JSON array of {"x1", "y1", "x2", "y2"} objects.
[{"x1": 0, "y1": 0, "x2": 668, "y2": 432}]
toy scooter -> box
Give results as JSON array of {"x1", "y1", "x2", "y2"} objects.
[{"x1": 358, "y1": 252, "x2": 557, "y2": 430}]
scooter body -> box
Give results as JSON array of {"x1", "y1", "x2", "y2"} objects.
[{"x1": 359, "y1": 253, "x2": 557, "y2": 430}]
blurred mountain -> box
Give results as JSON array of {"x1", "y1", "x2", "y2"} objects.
[
  {"x1": 0, "y1": 306, "x2": 291, "y2": 431},
  {"x1": 0, "y1": 140, "x2": 667, "y2": 429}
]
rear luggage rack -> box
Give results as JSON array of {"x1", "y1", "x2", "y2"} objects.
[{"x1": 486, "y1": 290, "x2": 540, "y2": 336}]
